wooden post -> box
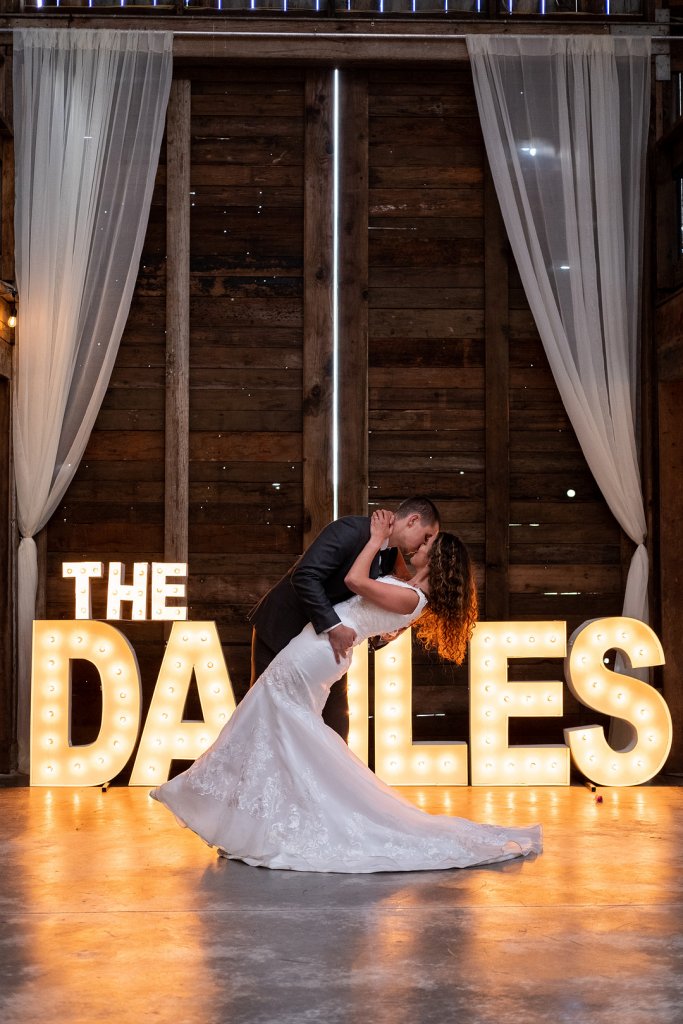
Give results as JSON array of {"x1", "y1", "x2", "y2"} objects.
[
  {"x1": 337, "y1": 71, "x2": 369, "y2": 519},
  {"x1": 165, "y1": 79, "x2": 191, "y2": 567},
  {"x1": 303, "y1": 70, "x2": 335, "y2": 546},
  {"x1": 484, "y1": 162, "x2": 510, "y2": 620}
]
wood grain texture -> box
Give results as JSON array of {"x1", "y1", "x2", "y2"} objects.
[{"x1": 302, "y1": 70, "x2": 334, "y2": 544}]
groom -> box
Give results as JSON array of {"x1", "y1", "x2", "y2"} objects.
[{"x1": 248, "y1": 496, "x2": 440, "y2": 741}]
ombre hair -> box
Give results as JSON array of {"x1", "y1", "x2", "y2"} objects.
[{"x1": 415, "y1": 532, "x2": 478, "y2": 664}]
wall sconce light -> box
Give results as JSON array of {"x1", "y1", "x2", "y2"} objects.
[{"x1": 0, "y1": 279, "x2": 18, "y2": 332}]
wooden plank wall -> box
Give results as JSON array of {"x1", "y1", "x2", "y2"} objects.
[
  {"x1": 366, "y1": 67, "x2": 624, "y2": 747},
  {"x1": 42, "y1": 61, "x2": 628, "y2": 774}
]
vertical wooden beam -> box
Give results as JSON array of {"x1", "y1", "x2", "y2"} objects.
[
  {"x1": 165, "y1": 79, "x2": 191, "y2": 566},
  {"x1": 484, "y1": 162, "x2": 510, "y2": 620},
  {"x1": 337, "y1": 71, "x2": 369, "y2": 519},
  {"x1": 658, "y1": 378, "x2": 683, "y2": 772},
  {"x1": 303, "y1": 70, "x2": 334, "y2": 546},
  {"x1": 0, "y1": 375, "x2": 11, "y2": 771},
  {"x1": 1, "y1": 136, "x2": 14, "y2": 285}
]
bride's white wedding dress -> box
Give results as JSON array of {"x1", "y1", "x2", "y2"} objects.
[{"x1": 152, "y1": 578, "x2": 542, "y2": 872}]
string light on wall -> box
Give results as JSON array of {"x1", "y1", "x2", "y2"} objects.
[
  {"x1": 469, "y1": 621, "x2": 570, "y2": 786},
  {"x1": 563, "y1": 617, "x2": 670, "y2": 787},
  {"x1": 30, "y1": 621, "x2": 142, "y2": 787},
  {"x1": 374, "y1": 629, "x2": 468, "y2": 786}
]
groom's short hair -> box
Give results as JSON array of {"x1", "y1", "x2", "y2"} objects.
[{"x1": 394, "y1": 496, "x2": 440, "y2": 527}]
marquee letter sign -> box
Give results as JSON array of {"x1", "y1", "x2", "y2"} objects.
[
  {"x1": 469, "y1": 621, "x2": 570, "y2": 786},
  {"x1": 563, "y1": 617, "x2": 670, "y2": 787},
  {"x1": 30, "y1": 574, "x2": 673, "y2": 789}
]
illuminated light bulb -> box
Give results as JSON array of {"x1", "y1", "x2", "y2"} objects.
[
  {"x1": 178, "y1": 737, "x2": 185, "y2": 745},
  {"x1": 47, "y1": 738, "x2": 54, "y2": 746},
  {"x1": 167, "y1": 686, "x2": 175, "y2": 694},
  {"x1": 175, "y1": 661, "x2": 182, "y2": 669},
  {"x1": 119, "y1": 692, "x2": 127, "y2": 700},
  {"x1": 46, "y1": 765, "x2": 54, "y2": 773},
  {"x1": 528, "y1": 636, "x2": 536, "y2": 644},
  {"x1": 201, "y1": 635, "x2": 208, "y2": 643},
  {"x1": 389, "y1": 760, "x2": 397, "y2": 768},
  {"x1": 417, "y1": 760, "x2": 425, "y2": 768},
  {"x1": 119, "y1": 715, "x2": 127, "y2": 724},
  {"x1": 76, "y1": 636, "x2": 83, "y2": 644},
  {"x1": 503, "y1": 696, "x2": 511, "y2": 704},
  {"x1": 97, "y1": 757, "x2": 105, "y2": 766},
  {"x1": 48, "y1": 685, "x2": 55, "y2": 694},
  {"x1": 155, "y1": 739, "x2": 162, "y2": 747},
  {"x1": 484, "y1": 635, "x2": 492, "y2": 645},
  {"x1": 48, "y1": 636, "x2": 56, "y2": 644},
  {"x1": 212, "y1": 686, "x2": 221, "y2": 695},
  {"x1": 161, "y1": 713, "x2": 168, "y2": 720},
  {"x1": 484, "y1": 658, "x2": 492, "y2": 668},
  {"x1": 505, "y1": 635, "x2": 513, "y2": 644},
  {"x1": 113, "y1": 740, "x2": 119, "y2": 748},
  {"x1": 389, "y1": 733, "x2": 397, "y2": 742},
  {"x1": 388, "y1": 682, "x2": 396, "y2": 690},
  {"x1": 73, "y1": 762, "x2": 81, "y2": 770},
  {"x1": 484, "y1": 710, "x2": 492, "y2": 718},
  {"x1": 443, "y1": 760, "x2": 452, "y2": 768},
  {"x1": 48, "y1": 659, "x2": 55, "y2": 667},
  {"x1": 182, "y1": 635, "x2": 189, "y2": 642},
  {"x1": 116, "y1": 668, "x2": 122, "y2": 676},
  {"x1": 219, "y1": 713, "x2": 227, "y2": 722},
  {"x1": 207, "y1": 661, "x2": 214, "y2": 669}
]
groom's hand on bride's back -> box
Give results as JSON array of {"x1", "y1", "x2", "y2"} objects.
[{"x1": 327, "y1": 624, "x2": 357, "y2": 664}]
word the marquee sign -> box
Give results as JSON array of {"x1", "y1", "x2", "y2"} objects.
[{"x1": 29, "y1": 561, "x2": 673, "y2": 789}]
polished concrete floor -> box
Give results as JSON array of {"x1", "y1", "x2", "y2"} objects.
[{"x1": 1, "y1": 783, "x2": 682, "y2": 1024}]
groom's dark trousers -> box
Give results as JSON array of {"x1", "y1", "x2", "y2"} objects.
[{"x1": 248, "y1": 515, "x2": 397, "y2": 742}]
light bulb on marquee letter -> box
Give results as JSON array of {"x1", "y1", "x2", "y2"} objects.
[
  {"x1": 469, "y1": 621, "x2": 570, "y2": 786},
  {"x1": 347, "y1": 640, "x2": 369, "y2": 766},
  {"x1": 129, "y1": 622, "x2": 236, "y2": 785},
  {"x1": 564, "y1": 617, "x2": 670, "y2": 787},
  {"x1": 374, "y1": 629, "x2": 468, "y2": 786},
  {"x1": 30, "y1": 621, "x2": 142, "y2": 786}
]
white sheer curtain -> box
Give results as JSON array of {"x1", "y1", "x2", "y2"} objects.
[
  {"x1": 13, "y1": 29, "x2": 172, "y2": 772},
  {"x1": 467, "y1": 36, "x2": 651, "y2": 636}
]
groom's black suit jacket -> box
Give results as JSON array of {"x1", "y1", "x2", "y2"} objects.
[{"x1": 248, "y1": 515, "x2": 398, "y2": 657}]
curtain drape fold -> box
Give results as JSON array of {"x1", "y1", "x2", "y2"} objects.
[
  {"x1": 467, "y1": 35, "x2": 651, "y2": 647},
  {"x1": 13, "y1": 29, "x2": 172, "y2": 772}
]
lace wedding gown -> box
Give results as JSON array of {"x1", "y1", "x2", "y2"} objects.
[{"x1": 152, "y1": 578, "x2": 542, "y2": 872}]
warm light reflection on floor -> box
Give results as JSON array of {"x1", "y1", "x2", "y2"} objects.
[{"x1": 2, "y1": 785, "x2": 682, "y2": 1024}]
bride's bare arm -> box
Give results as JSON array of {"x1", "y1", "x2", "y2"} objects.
[{"x1": 344, "y1": 511, "x2": 420, "y2": 615}]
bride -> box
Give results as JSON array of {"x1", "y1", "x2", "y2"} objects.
[{"x1": 152, "y1": 511, "x2": 542, "y2": 872}]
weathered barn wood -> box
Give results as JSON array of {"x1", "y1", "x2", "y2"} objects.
[{"x1": 27, "y1": 48, "x2": 662, "y2": 774}]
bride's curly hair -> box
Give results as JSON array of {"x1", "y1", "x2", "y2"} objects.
[{"x1": 414, "y1": 532, "x2": 478, "y2": 664}]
